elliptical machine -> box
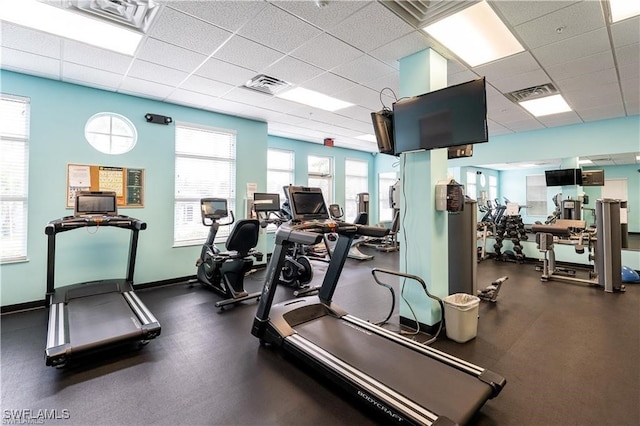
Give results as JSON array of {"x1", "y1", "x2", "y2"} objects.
[{"x1": 192, "y1": 198, "x2": 263, "y2": 309}]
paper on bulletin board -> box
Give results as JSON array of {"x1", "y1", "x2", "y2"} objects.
[{"x1": 67, "y1": 164, "x2": 91, "y2": 207}]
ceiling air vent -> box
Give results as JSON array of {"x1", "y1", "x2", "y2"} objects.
[
  {"x1": 505, "y1": 83, "x2": 559, "y2": 103},
  {"x1": 243, "y1": 74, "x2": 291, "y2": 95},
  {"x1": 64, "y1": 0, "x2": 161, "y2": 33},
  {"x1": 381, "y1": 0, "x2": 480, "y2": 28}
]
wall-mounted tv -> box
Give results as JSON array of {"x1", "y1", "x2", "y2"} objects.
[
  {"x1": 545, "y1": 168, "x2": 583, "y2": 186},
  {"x1": 392, "y1": 77, "x2": 488, "y2": 156},
  {"x1": 371, "y1": 110, "x2": 395, "y2": 155},
  {"x1": 582, "y1": 169, "x2": 605, "y2": 186}
]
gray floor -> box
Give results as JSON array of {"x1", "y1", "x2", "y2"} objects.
[{"x1": 1, "y1": 248, "x2": 639, "y2": 425}]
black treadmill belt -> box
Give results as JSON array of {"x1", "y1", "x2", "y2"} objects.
[
  {"x1": 294, "y1": 316, "x2": 491, "y2": 425},
  {"x1": 68, "y1": 292, "x2": 141, "y2": 349}
]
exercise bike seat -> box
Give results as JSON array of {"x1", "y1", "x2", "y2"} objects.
[{"x1": 217, "y1": 219, "x2": 261, "y2": 298}]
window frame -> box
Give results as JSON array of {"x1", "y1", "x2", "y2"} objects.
[
  {"x1": 344, "y1": 158, "x2": 369, "y2": 222},
  {"x1": 307, "y1": 155, "x2": 333, "y2": 205}
]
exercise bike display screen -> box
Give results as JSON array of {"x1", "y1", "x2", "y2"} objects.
[
  {"x1": 289, "y1": 191, "x2": 329, "y2": 221},
  {"x1": 201, "y1": 198, "x2": 228, "y2": 219},
  {"x1": 254, "y1": 193, "x2": 280, "y2": 212}
]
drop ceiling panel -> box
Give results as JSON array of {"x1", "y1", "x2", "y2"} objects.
[
  {"x1": 62, "y1": 62, "x2": 122, "y2": 90},
  {"x1": 62, "y1": 40, "x2": 133, "y2": 74},
  {"x1": 179, "y1": 75, "x2": 235, "y2": 97},
  {"x1": 616, "y1": 43, "x2": 640, "y2": 69},
  {"x1": 513, "y1": 1, "x2": 605, "y2": 50},
  {"x1": 544, "y1": 51, "x2": 615, "y2": 81},
  {"x1": 554, "y1": 68, "x2": 619, "y2": 93},
  {"x1": 262, "y1": 56, "x2": 324, "y2": 85},
  {"x1": 473, "y1": 52, "x2": 541, "y2": 82},
  {"x1": 331, "y1": 55, "x2": 397, "y2": 85},
  {"x1": 291, "y1": 33, "x2": 362, "y2": 71},
  {"x1": 149, "y1": 7, "x2": 232, "y2": 55},
  {"x1": 237, "y1": 5, "x2": 322, "y2": 54},
  {"x1": 338, "y1": 105, "x2": 376, "y2": 123},
  {"x1": 222, "y1": 87, "x2": 274, "y2": 107},
  {"x1": 447, "y1": 69, "x2": 479, "y2": 87},
  {"x1": 369, "y1": 31, "x2": 432, "y2": 69},
  {"x1": 363, "y1": 72, "x2": 400, "y2": 101},
  {"x1": 620, "y1": 79, "x2": 640, "y2": 103},
  {"x1": 491, "y1": 69, "x2": 550, "y2": 94},
  {"x1": 492, "y1": 1, "x2": 579, "y2": 27},
  {"x1": 611, "y1": 16, "x2": 640, "y2": 47},
  {"x1": 127, "y1": 60, "x2": 189, "y2": 86},
  {"x1": 335, "y1": 85, "x2": 385, "y2": 110},
  {"x1": 166, "y1": 1, "x2": 267, "y2": 33},
  {"x1": 532, "y1": 28, "x2": 611, "y2": 68},
  {"x1": 502, "y1": 118, "x2": 545, "y2": 132},
  {"x1": 213, "y1": 36, "x2": 284, "y2": 72},
  {"x1": 137, "y1": 38, "x2": 207, "y2": 72},
  {"x1": 166, "y1": 89, "x2": 218, "y2": 109},
  {"x1": 487, "y1": 120, "x2": 513, "y2": 136},
  {"x1": 563, "y1": 82, "x2": 622, "y2": 106},
  {"x1": 301, "y1": 72, "x2": 358, "y2": 96},
  {"x1": 195, "y1": 57, "x2": 256, "y2": 86},
  {"x1": 328, "y1": 2, "x2": 414, "y2": 52},
  {"x1": 0, "y1": 23, "x2": 61, "y2": 59},
  {"x1": 272, "y1": 1, "x2": 367, "y2": 31},
  {"x1": 118, "y1": 76, "x2": 174, "y2": 100},
  {"x1": 576, "y1": 103, "x2": 627, "y2": 122},
  {"x1": 536, "y1": 110, "x2": 582, "y2": 127},
  {"x1": 0, "y1": 48, "x2": 60, "y2": 79}
]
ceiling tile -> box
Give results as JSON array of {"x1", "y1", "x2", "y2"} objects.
[
  {"x1": 166, "y1": 89, "x2": 218, "y2": 109},
  {"x1": 291, "y1": 33, "x2": 362, "y2": 71},
  {"x1": 137, "y1": 38, "x2": 207, "y2": 73},
  {"x1": 62, "y1": 62, "x2": 122, "y2": 90},
  {"x1": 448, "y1": 69, "x2": 480, "y2": 87},
  {"x1": 302, "y1": 72, "x2": 357, "y2": 96},
  {"x1": 363, "y1": 72, "x2": 400, "y2": 102},
  {"x1": 166, "y1": 1, "x2": 267, "y2": 32},
  {"x1": 513, "y1": 1, "x2": 605, "y2": 50},
  {"x1": 262, "y1": 56, "x2": 324, "y2": 85},
  {"x1": 611, "y1": 16, "x2": 640, "y2": 47},
  {"x1": 127, "y1": 60, "x2": 189, "y2": 86},
  {"x1": 62, "y1": 40, "x2": 133, "y2": 74},
  {"x1": 195, "y1": 57, "x2": 256, "y2": 86},
  {"x1": 473, "y1": 52, "x2": 541, "y2": 82},
  {"x1": 621, "y1": 79, "x2": 640, "y2": 104},
  {"x1": 179, "y1": 75, "x2": 235, "y2": 97},
  {"x1": 222, "y1": 87, "x2": 274, "y2": 107},
  {"x1": 491, "y1": 69, "x2": 550, "y2": 94},
  {"x1": 334, "y1": 85, "x2": 384, "y2": 110},
  {"x1": 369, "y1": 31, "x2": 433, "y2": 69},
  {"x1": 329, "y1": 2, "x2": 414, "y2": 52},
  {"x1": 536, "y1": 111, "x2": 583, "y2": 127},
  {"x1": 149, "y1": 7, "x2": 232, "y2": 55},
  {"x1": 0, "y1": 47, "x2": 60, "y2": 79},
  {"x1": 532, "y1": 28, "x2": 611, "y2": 68},
  {"x1": 331, "y1": 55, "x2": 397, "y2": 85},
  {"x1": 493, "y1": 1, "x2": 579, "y2": 27},
  {"x1": 238, "y1": 5, "x2": 322, "y2": 53},
  {"x1": 625, "y1": 101, "x2": 640, "y2": 115},
  {"x1": 503, "y1": 118, "x2": 546, "y2": 132},
  {"x1": 272, "y1": 1, "x2": 367, "y2": 30},
  {"x1": 0, "y1": 23, "x2": 61, "y2": 59},
  {"x1": 490, "y1": 105, "x2": 531, "y2": 124},
  {"x1": 213, "y1": 36, "x2": 284, "y2": 72},
  {"x1": 118, "y1": 76, "x2": 175, "y2": 100},
  {"x1": 332, "y1": 105, "x2": 372, "y2": 123},
  {"x1": 545, "y1": 50, "x2": 615, "y2": 81},
  {"x1": 555, "y1": 68, "x2": 619, "y2": 93},
  {"x1": 487, "y1": 120, "x2": 513, "y2": 136},
  {"x1": 615, "y1": 43, "x2": 640, "y2": 67},
  {"x1": 576, "y1": 102, "x2": 626, "y2": 122},
  {"x1": 564, "y1": 82, "x2": 623, "y2": 107}
]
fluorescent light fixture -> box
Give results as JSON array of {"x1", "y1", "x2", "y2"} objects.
[
  {"x1": 609, "y1": 0, "x2": 640, "y2": 23},
  {"x1": 276, "y1": 87, "x2": 354, "y2": 112},
  {"x1": 636, "y1": 155, "x2": 640, "y2": 161},
  {"x1": 578, "y1": 159, "x2": 593, "y2": 165},
  {"x1": 0, "y1": 0, "x2": 143, "y2": 55},
  {"x1": 519, "y1": 94, "x2": 572, "y2": 117},
  {"x1": 423, "y1": 1, "x2": 524, "y2": 67},
  {"x1": 517, "y1": 163, "x2": 537, "y2": 168},
  {"x1": 356, "y1": 134, "x2": 377, "y2": 143}
]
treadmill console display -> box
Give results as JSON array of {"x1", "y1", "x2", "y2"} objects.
[
  {"x1": 74, "y1": 191, "x2": 117, "y2": 217},
  {"x1": 288, "y1": 187, "x2": 330, "y2": 221},
  {"x1": 201, "y1": 198, "x2": 228, "y2": 219},
  {"x1": 254, "y1": 193, "x2": 280, "y2": 213}
]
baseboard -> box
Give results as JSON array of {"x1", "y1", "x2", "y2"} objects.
[
  {"x1": 1, "y1": 299, "x2": 46, "y2": 315},
  {"x1": 399, "y1": 315, "x2": 441, "y2": 336}
]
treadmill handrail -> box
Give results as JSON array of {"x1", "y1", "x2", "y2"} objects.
[{"x1": 45, "y1": 215, "x2": 146, "y2": 235}]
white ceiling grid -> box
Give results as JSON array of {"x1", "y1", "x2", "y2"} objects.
[{"x1": 0, "y1": 0, "x2": 637, "y2": 156}]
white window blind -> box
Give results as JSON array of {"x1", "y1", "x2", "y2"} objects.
[
  {"x1": 466, "y1": 171, "x2": 477, "y2": 199},
  {"x1": 344, "y1": 158, "x2": 368, "y2": 222},
  {"x1": 489, "y1": 175, "x2": 497, "y2": 201},
  {"x1": 1, "y1": 94, "x2": 30, "y2": 263},
  {"x1": 526, "y1": 174, "x2": 547, "y2": 216},
  {"x1": 267, "y1": 149, "x2": 294, "y2": 198},
  {"x1": 378, "y1": 172, "x2": 397, "y2": 222},
  {"x1": 308, "y1": 155, "x2": 333, "y2": 204},
  {"x1": 174, "y1": 122, "x2": 236, "y2": 246}
]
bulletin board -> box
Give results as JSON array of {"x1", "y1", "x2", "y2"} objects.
[{"x1": 67, "y1": 163, "x2": 145, "y2": 208}]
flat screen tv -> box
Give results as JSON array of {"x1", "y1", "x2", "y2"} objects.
[
  {"x1": 582, "y1": 170, "x2": 605, "y2": 186},
  {"x1": 392, "y1": 77, "x2": 488, "y2": 155},
  {"x1": 545, "y1": 168, "x2": 583, "y2": 186}
]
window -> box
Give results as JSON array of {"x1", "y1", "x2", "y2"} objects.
[
  {"x1": 1, "y1": 94, "x2": 30, "y2": 263},
  {"x1": 267, "y1": 149, "x2": 294, "y2": 199},
  {"x1": 489, "y1": 175, "x2": 497, "y2": 202},
  {"x1": 307, "y1": 155, "x2": 333, "y2": 204},
  {"x1": 526, "y1": 174, "x2": 546, "y2": 216},
  {"x1": 85, "y1": 112, "x2": 137, "y2": 154},
  {"x1": 378, "y1": 172, "x2": 397, "y2": 222},
  {"x1": 466, "y1": 171, "x2": 477, "y2": 199},
  {"x1": 174, "y1": 122, "x2": 236, "y2": 246},
  {"x1": 344, "y1": 159, "x2": 368, "y2": 222}
]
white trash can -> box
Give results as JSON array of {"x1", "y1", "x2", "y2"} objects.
[{"x1": 443, "y1": 293, "x2": 480, "y2": 343}]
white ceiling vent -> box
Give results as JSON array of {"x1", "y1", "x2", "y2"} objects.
[
  {"x1": 505, "y1": 83, "x2": 559, "y2": 103},
  {"x1": 63, "y1": 0, "x2": 161, "y2": 33},
  {"x1": 381, "y1": 0, "x2": 480, "y2": 28},
  {"x1": 243, "y1": 74, "x2": 291, "y2": 95}
]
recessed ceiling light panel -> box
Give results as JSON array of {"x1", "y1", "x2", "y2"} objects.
[
  {"x1": 608, "y1": 0, "x2": 640, "y2": 23},
  {"x1": 276, "y1": 87, "x2": 354, "y2": 112},
  {"x1": 519, "y1": 94, "x2": 572, "y2": 117}
]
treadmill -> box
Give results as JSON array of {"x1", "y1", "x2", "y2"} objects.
[
  {"x1": 252, "y1": 186, "x2": 505, "y2": 425},
  {"x1": 44, "y1": 191, "x2": 160, "y2": 367}
]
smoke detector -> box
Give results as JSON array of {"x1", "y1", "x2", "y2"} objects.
[
  {"x1": 63, "y1": 0, "x2": 161, "y2": 33},
  {"x1": 243, "y1": 74, "x2": 292, "y2": 95},
  {"x1": 505, "y1": 83, "x2": 559, "y2": 103}
]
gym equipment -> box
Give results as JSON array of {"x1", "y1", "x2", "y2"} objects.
[
  {"x1": 477, "y1": 276, "x2": 509, "y2": 303},
  {"x1": 364, "y1": 181, "x2": 400, "y2": 252},
  {"x1": 192, "y1": 198, "x2": 263, "y2": 308},
  {"x1": 621, "y1": 266, "x2": 640, "y2": 283},
  {"x1": 449, "y1": 198, "x2": 478, "y2": 295},
  {"x1": 251, "y1": 186, "x2": 506, "y2": 425},
  {"x1": 44, "y1": 191, "x2": 160, "y2": 367},
  {"x1": 532, "y1": 199, "x2": 625, "y2": 293},
  {"x1": 325, "y1": 203, "x2": 374, "y2": 261},
  {"x1": 493, "y1": 209, "x2": 527, "y2": 263},
  {"x1": 253, "y1": 192, "x2": 315, "y2": 291}
]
